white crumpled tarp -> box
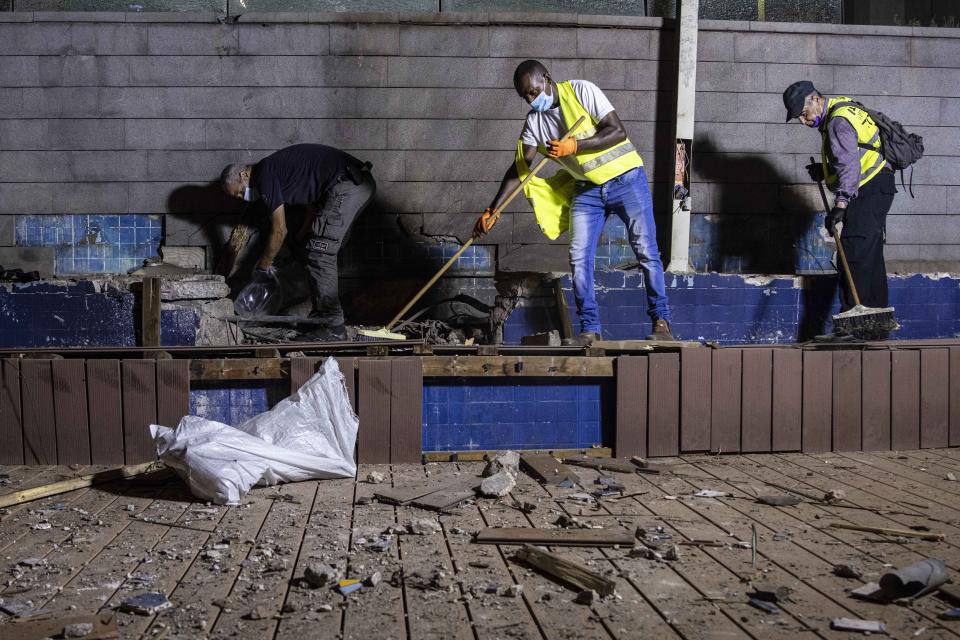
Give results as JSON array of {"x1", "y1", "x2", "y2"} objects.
[{"x1": 150, "y1": 357, "x2": 358, "y2": 505}]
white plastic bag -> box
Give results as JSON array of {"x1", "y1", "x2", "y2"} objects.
[{"x1": 150, "y1": 357, "x2": 358, "y2": 505}]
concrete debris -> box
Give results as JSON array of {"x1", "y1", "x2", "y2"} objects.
[
  {"x1": 830, "y1": 618, "x2": 886, "y2": 633},
  {"x1": 750, "y1": 584, "x2": 792, "y2": 603},
  {"x1": 694, "y1": 489, "x2": 733, "y2": 498},
  {"x1": 384, "y1": 524, "x2": 407, "y2": 535},
  {"x1": 757, "y1": 495, "x2": 802, "y2": 506},
  {"x1": 823, "y1": 489, "x2": 846, "y2": 502},
  {"x1": 63, "y1": 622, "x2": 94, "y2": 638},
  {"x1": 482, "y1": 451, "x2": 520, "y2": 478},
  {"x1": 119, "y1": 592, "x2": 172, "y2": 615},
  {"x1": 504, "y1": 584, "x2": 524, "y2": 598},
  {"x1": 480, "y1": 470, "x2": 516, "y2": 498},
  {"x1": 367, "y1": 471, "x2": 387, "y2": 484},
  {"x1": 575, "y1": 589, "x2": 598, "y2": 605},
  {"x1": 555, "y1": 514, "x2": 590, "y2": 529},
  {"x1": 367, "y1": 536, "x2": 393, "y2": 552},
  {"x1": 664, "y1": 545, "x2": 681, "y2": 561},
  {"x1": 629, "y1": 546, "x2": 663, "y2": 561},
  {"x1": 833, "y1": 564, "x2": 864, "y2": 579},
  {"x1": 364, "y1": 572, "x2": 382, "y2": 588},
  {"x1": 317, "y1": 604, "x2": 333, "y2": 612},
  {"x1": 748, "y1": 598, "x2": 780, "y2": 614},
  {"x1": 566, "y1": 492, "x2": 595, "y2": 503},
  {"x1": 407, "y1": 519, "x2": 442, "y2": 535},
  {"x1": 17, "y1": 558, "x2": 46, "y2": 568},
  {"x1": 243, "y1": 605, "x2": 271, "y2": 620},
  {"x1": 946, "y1": 473, "x2": 957, "y2": 482},
  {"x1": 304, "y1": 563, "x2": 340, "y2": 589}
]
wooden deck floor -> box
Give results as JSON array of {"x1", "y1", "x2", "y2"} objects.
[{"x1": 3, "y1": 450, "x2": 960, "y2": 639}]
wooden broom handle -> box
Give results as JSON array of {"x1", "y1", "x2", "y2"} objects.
[
  {"x1": 812, "y1": 156, "x2": 861, "y2": 306},
  {"x1": 384, "y1": 116, "x2": 587, "y2": 332}
]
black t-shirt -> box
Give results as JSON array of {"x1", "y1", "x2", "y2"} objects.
[{"x1": 250, "y1": 144, "x2": 358, "y2": 213}]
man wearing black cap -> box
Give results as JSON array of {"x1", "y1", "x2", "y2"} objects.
[{"x1": 783, "y1": 80, "x2": 897, "y2": 318}]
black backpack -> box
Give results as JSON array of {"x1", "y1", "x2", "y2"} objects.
[{"x1": 827, "y1": 100, "x2": 924, "y2": 196}]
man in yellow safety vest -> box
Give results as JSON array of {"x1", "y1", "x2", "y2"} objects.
[
  {"x1": 784, "y1": 80, "x2": 897, "y2": 316},
  {"x1": 475, "y1": 60, "x2": 673, "y2": 345}
]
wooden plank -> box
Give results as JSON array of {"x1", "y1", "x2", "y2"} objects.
[
  {"x1": 390, "y1": 358, "x2": 422, "y2": 464},
  {"x1": 520, "y1": 453, "x2": 581, "y2": 486},
  {"x1": 0, "y1": 359, "x2": 23, "y2": 464},
  {"x1": 772, "y1": 348, "x2": 802, "y2": 452},
  {"x1": 374, "y1": 474, "x2": 483, "y2": 506},
  {"x1": 335, "y1": 356, "x2": 356, "y2": 410},
  {"x1": 86, "y1": 359, "x2": 124, "y2": 465},
  {"x1": 710, "y1": 348, "x2": 741, "y2": 453},
  {"x1": 920, "y1": 348, "x2": 949, "y2": 449},
  {"x1": 952, "y1": 347, "x2": 960, "y2": 447},
  {"x1": 740, "y1": 348, "x2": 773, "y2": 453},
  {"x1": 193, "y1": 357, "x2": 286, "y2": 381},
  {"x1": 289, "y1": 356, "x2": 322, "y2": 394},
  {"x1": 647, "y1": 352, "x2": 680, "y2": 457},
  {"x1": 52, "y1": 359, "x2": 91, "y2": 465},
  {"x1": 121, "y1": 359, "x2": 158, "y2": 464},
  {"x1": 357, "y1": 359, "x2": 391, "y2": 464},
  {"x1": 801, "y1": 350, "x2": 832, "y2": 453},
  {"x1": 156, "y1": 359, "x2": 189, "y2": 430},
  {"x1": 891, "y1": 350, "x2": 920, "y2": 450},
  {"x1": 514, "y1": 544, "x2": 616, "y2": 596},
  {"x1": 861, "y1": 350, "x2": 892, "y2": 451},
  {"x1": 680, "y1": 346, "x2": 711, "y2": 452},
  {"x1": 615, "y1": 355, "x2": 647, "y2": 458},
  {"x1": 562, "y1": 455, "x2": 637, "y2": 474},
  {"x1": 474, "y1": 527, "x2": 634, "y2": 547},
  {"x1": 141, "y1": 276, "x2": 161, "y2": 347},
  {"x1": 831, "y1": 351, "x2": 862, "y2": 452},
  {"x1": 422, "y1": 355, "x2": 614, "y2": 377},
  {"x1": 21, "y1": 359, "x2": 56, "y2": 465}
]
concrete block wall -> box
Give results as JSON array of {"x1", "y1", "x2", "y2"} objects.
[{"x1": 693, "y1": 20, "x2": 960, "y2": 274}]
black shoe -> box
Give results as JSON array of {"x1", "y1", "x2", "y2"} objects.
[{"x1": 300, "y1": 324, "x2": 347, "y2": 342}]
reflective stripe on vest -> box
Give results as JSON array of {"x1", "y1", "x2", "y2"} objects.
[
  {"x1": 555, "y1": 81, "x2": 643, "y2": 184},
  {"x1": 821, "y1": 96, "x2": 887, "y2": 190}
]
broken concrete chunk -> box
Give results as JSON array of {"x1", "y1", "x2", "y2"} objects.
[
  {"x1": 664, "y1": 545, "x2": 681, "y2": 561},
  {"x1": 830, "y1": 618, "x2": 886, "y2": 633},
  {"x1": 119, "y1": 592, "x2": 172, "y2": 616},
  {"x1": 694, "y1": 489, "x2": 733, "y2": 498},
  {"x1": 575, "y1": 589, "x2": 598, "y2": 605},
  {"x1": 366, "y1": 471, "x2": 386, "y2": 484},
  {"x1": 304, "y1": 563, "x2": 340, "y2": 589},
  {"x1": 63, "y1": 622, "x2": 94, "y2": 638},
  {"x1": 833, "y1": 563, "x2": 863, "y2": 580},
  {"x1": 823, "y1": 489, "x2": 846, "y2": 502},
  {"x1": 756, "y1": 495, "x2": 801, "y2": 507},
  {"x1": 364, "y1": 572, "x2": 382, "y2": 589},
  {"x1": 629, "y1": 546, "x2": 662, "y2": 561},
  {"x1": 946, "y1": 473, "x2": 957, "y2": 482},
  {"x1": 504, "y1": 584, "x2": 523, "y2": 598},
  {"x1": 407, "y1": 519, "x2": 442, "y2": 535},
  {"x1": 243, "y1": 605, "x2": 270, "y2": 620},
  {"x1": 750, "y1": 584, "x2": 792, "y2": 603},
  {"x1": 482, "y1": 451, "x2": 520, "y2": 478},
  {"x1": 480, "y1": 471, "x2": 516, "y2": 498}
]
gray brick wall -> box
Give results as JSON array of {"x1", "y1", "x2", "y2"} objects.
[{"x1": 0, "y1": 13, "x2": 957, "y2": 276}]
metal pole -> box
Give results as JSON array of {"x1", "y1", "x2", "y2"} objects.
[{"x1": 667, "y1": 0, "x2": 698, "y2": 274}]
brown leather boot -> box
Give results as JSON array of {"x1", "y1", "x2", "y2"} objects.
[
  {"x1": 647, "y1": 319, "x2": 674, "y2": 341},
  {"x1": 575, "y1": 331, "x2": 601, "y2": 346}
]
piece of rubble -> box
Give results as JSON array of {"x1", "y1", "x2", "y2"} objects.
[
  {"x1": 407, "y1": 519, "x2": 442, "y2": 535},
  {"x1": 751, "y1": 584, "x2": 792, "y2": 603},
  {"x1": 823, "y1": 489, "x2": 846, "y2": 502},
  {"x1": 119, "y1": 592, "x2": 172, "y2": 616},
  {"x1": 575, "y1": 589, "x2": 598, "y2": 605},
  {"x1": 367, "y1": 471, "x2": 386, "y2": 484},
  {"x1": 629, "y1": 546, "x2": 662, "y2": 560},
  {"x1": 243, "y1": 605, "x2": 270, "y2": 620},
  {"x1": 482, "y1": 451, "x2": 520, "y2": 478},
  {"x1": 946, "y1": 473, "x2": 957, "y2": 482},
  {"x1": 63, "y1": 622, "x2": 94, "y2": 638},
  {"x1": 664, "y1": 545, "x2": 681, "y2": 561},
  {"x1": 480, "y1": 471, "x2": 516, "y2": 498},
  {"x1": 364, "y1": 572, "x2": 382, "y2": 589},
  {"x1": 748, "y1": 598, "x2": 779, "y2": 614},
  {"x1": 317, "y1": 604, "x2": 333, "y2": 612},
  {"x1": 830, "y1": 618, "x2": 886, "y2": 633},
  {"x1": 304, "y1": 563, "x2": 340, "y2": 589},
  {"x1": 694, "y1": 489, "x2": 733, "y2": 498},
  {"x1": 504, "y1": 584, "x2": 523, "y2": 598},
  {"x1": 757, "y1": 495, "x2": 802, "y2": 507},
  {"x1": 833, "y1": 564, "x2": 863, "y2": 579}
]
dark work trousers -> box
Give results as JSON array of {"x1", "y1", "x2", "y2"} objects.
[
  {"x1": 305, "y1": 171, "x2": 376, "y2": 325},
  {"x1": 837, "y1": 170, "x2": 896, "y2": 311}
]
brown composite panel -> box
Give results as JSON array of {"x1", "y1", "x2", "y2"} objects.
[
  {"x1": 771, "y1": 348, "x2": 802, "y2": 451},
  {"x1": 52, "y1": 359, "x2": 91, "y2": 465},
  {"x1": 86, "y1": 359, "x2": 124, "y2": 465},
  {"x1": 740, "y1": 348, "x2": 773, "y2": 453},
  {"x1": 919, "y1": 348, "x2": 949, "y2": 448},
  {"x1": 156, "y1": 359, "x2": 190, "y2": 430},
  {"x1": 801, "y1": 351, "x2": 832, "y2": 453},
  {"x1": 951, "y1": 347, "x2": 960, "y2": 446},
  {"x1": 861, "y1": 350, "x2": 892, "y2": 451},
  {"x1": 647, "y1": 353, "x2": 680, "y2": 457},
  {"x1": 890, "y1": 350, "x2": 920, "y2": 450},
  {"x1": 0, "y1": 359, "x2": 23, "y2": 464},
  {"x1": 335, "y1": 357, "x2": 357, "y2": 410},
  {"x1": 21, "y1": 359, "x2": 56, "y2": 464},
  {"x1": 358, "y1": 359, "x2": 391, "y2": 464},
  {"x1": 121, "y1": 359, "x2": 158, "y2": 464},
  {"x1": 615, "y1": 356, "x2": 647, "y2": 458},
  {"x1": 710, "y1": 349, "x2": 741, "y2": 453},
  {"x1": 831, "y1": 351, "x2": 862, "y2": 452},
  {"x1": 390, "y1": 358, "x2": 422, "y2": 464},
  {"x1": 680, "y1": 347, "x2": 711, "y2": 452},
  {"x1": 290, "y1": 357, "x2": 323, "y2": 395}
]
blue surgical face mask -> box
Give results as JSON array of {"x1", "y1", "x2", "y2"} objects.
[
  {"x1": 809, "y1": 102, "x2": 825, "y2": 128},
  {"x1": 530, "y1": 84, "x2": 553, "y2": 112},
  {"x1": 243, "y1": 186, "x2": 259, "y2": 202}
]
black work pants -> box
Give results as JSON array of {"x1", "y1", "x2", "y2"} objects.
[
  {"x1": 305, "y1": 171, "x2": 376, "y2": 325},
  {"x1": 838, "y1": 170, "x2": 896, "y2": 311}
]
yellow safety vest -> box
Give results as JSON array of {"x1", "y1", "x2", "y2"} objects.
[
  {"x1": 821, "y1": 96, "x2": 887, "y2": 191},
  {"x1": 514, "y1": 80, "x2": 644, "y2": 240}
]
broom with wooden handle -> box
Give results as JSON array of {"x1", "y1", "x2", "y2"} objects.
[
  {"x1": 813, "y1": 157, "x2": 897, "y2": 339},
  {"x1": 358, "y1": 116, "x2": 587, "y2": 341}
]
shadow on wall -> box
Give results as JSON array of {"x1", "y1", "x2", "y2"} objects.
[
  {"x1": 692, "y1": 138, "x2": 837, "y2": 340},
  {"x1": 166, "y1": 181, "x2": 244, "y2": 271}
]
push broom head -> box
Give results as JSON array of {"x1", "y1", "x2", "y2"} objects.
[
  {"x1": 356, "y1": 326, "x2": 407, "y2": 341},
  {"x1": 831, "y1": 305, "x2": 899, "y2": 340}
]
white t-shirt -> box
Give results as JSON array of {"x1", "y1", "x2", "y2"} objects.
[{"x1": 519, "y1": 79, "x2": 616, "y2": 181}]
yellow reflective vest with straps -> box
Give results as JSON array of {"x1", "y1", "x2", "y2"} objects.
[
  {"x1": 821, "y1": 96, "x2": 887, "y2": 191},
  {"x1": 513, "y1": 80, "x2": 644, "y2": 240}
]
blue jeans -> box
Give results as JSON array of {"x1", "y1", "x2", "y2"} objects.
[{"x1": 569, "y1": 166, "x2": 670, "y2": 334}]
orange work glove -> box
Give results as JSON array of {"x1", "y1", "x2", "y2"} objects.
[
  {"x1": 547, "y1": 137, "x2": 577, "y2": 158},
  {"x1": 473, "y1": 207, "x2": 497, "y2": 236}
]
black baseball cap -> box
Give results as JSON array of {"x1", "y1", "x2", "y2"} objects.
[{"x1": 783, "y1": 80, "x2": 816, "y2": 121}]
